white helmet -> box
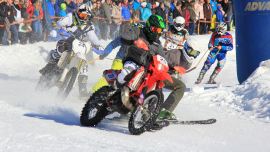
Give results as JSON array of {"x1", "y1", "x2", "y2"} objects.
[
  {"x1": 77, "y1": 4, "x2": 92, "y2": 21},
  {"x1": 173, "y1": 16, "x2": 185, "y2": 31},
  {"x1": 216, "y1": 22, "x2": 227, "y2": 35}
]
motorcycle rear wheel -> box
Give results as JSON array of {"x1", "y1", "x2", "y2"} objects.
[{"x1": 128, "y1": 90, "x2": 163, "y2": 135}]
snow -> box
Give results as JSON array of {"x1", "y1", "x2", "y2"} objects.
[{"x1": 1, "y1": 32, "x2": 270, "y2": 152}]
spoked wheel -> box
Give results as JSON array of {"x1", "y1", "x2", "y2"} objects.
[
  {"x1": 128, "y1": 90, "x2": 163, "y2": 135},
  {"x1": 80, "y1": 86, "x2": 114, "y2": 126}
]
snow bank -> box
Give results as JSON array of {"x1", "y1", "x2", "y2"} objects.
[{"x1": 232, "y1": 60, "x2": 270, "y2": 121}]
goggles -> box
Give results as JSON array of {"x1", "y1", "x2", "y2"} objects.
[
  {"x1": 174, "y1": 23, "x2": 184, "y2": 28},
  {"x1": 150, "y1": 26, "x2": 163, "y2": 34},
  {"x1": 78, "y1": 12, "x2": 89, "y2": 20}
]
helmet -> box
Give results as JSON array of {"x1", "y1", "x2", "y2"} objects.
[
  {"x1": 144, "y1": 15, "x2": 166, "y2": 42},
  {"x1": 77, "y1": 4, "x2": 92, "y2": 21},
  {"x1": 173, "y1": 16, "x2": 185, "y2": 31},
  {"x1": 216, "y1": 22, "x2": 227, "y2": 35},
  {"x1": 183, "y1": 37, "x2": 200, "y2": 59},
  {"x1": 146, "y1": 15, "x2": 166, "y2": 29}
]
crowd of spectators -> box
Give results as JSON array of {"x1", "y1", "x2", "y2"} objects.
[{"x1": 0, "y1": 0, "x2": 233, "y2": 46}]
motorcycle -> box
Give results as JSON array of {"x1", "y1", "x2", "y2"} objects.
[
  {"x1": 36, "y1": 36, "x2": 92, "y2": 99},
  {"x1": 80, "y1": 52, "x2": 173, "y2": 135}
]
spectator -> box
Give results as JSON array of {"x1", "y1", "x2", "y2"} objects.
[
  {"x1": 210, "y1": 0, "x2": 217, "y2": 30},
  {"x1": 221, "y1": 0, "x2": 232, "y2": 31},
  {"x1": 59, "y1": 2, "x2": 67, "y2": 17},
  {"x1": 172, "y1": 1, "x2": 182, "y2": 19},
  {"x1": 139, "y1": 1, "x2": 151, "y2": 21},
  {"x1": 32, "y1": 0, "x2": 43, "y2": 42},
  {"x1": 155, "y1": 2, "x2": 167, "y2": 22},
  {"x1": 187, "y1": 0, "x2": 196, "y2": 35},
  {"x1": 216, "y1": 3, "x2": 224, "y2": 23},
  {"x1": 122, "y1": 0, "x2": 131, "y2": 21},
  {"x1": 132, "y1": 0, "x2": 141, "y2": 11},
  {"x1": 203, "y1": 0, "x2": 212, "y2": 33},
  {"x1": 111, "y1": 0, "x2": 121, "y2": 39},
  {"x1": 194, "y1": 0, "x2": 204, "y2": 34},
  {"x1": 92, "y1": 0, "x2": 102, "y2": 38},
  {"x1": 0, "y1": 0, "x2": 6, "y2": 45},
  {"x1": 182, "y1": 1, "x2": 190, "y2": 31},
  {"x1": 18, "y1": 0, "x2": 33, "y2": 44},
  {"x1": 2, "y1": 0, "x2": 19, "y2": 45},
  {"x1": 169, "y1": 0, "x2": 177, "y2": 12},
  {"x1": 100, "y1": 0, "x2": 112, "y2": 40}
]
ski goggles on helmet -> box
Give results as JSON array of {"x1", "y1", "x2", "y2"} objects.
[
  {"x1": 174, "y1": 23, "x2": 184, "y2": 28},
  {"x1": 78, "y1": 12, "x2": 89, "y2": 20},
  {"x1": 150, "y1": 26, "x2": 163, "y2": 34},
  {"x1": 217, "y1": 27, "x2": 226, "y2": 35}
]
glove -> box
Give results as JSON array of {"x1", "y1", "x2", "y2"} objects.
[
  {"x1": 92, "y1": 47, "x2": 105, "y2": 55},
  {"x1": 174, "y1": 66, "x2": 186, "y2": 75}
]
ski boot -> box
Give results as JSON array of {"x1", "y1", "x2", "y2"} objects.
[
  {"x1": 195, "y1": 72, "x2": 205, "y2": 84},
  {"x1": 207, "y1": 79, "x2": 217, "y2": 84}
]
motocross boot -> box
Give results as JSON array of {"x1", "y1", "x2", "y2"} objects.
[
  {"x1": 78, "y1": 75, "x2": 90, "y2": 98},
  {"x1": 157, "y1": 108, "x2": 177, "y2": 121}
]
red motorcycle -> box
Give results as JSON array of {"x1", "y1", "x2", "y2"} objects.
[{"x1": 80, "y1": 50, "x2": 172, "y2": 135}]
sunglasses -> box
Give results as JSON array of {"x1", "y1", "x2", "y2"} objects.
[{"x1": 150, "y1": 26, "x2": 163, "y2": 34}]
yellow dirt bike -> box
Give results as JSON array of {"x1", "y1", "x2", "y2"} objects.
[{"x1": 36, "y1": 37, "x2": 92, "y2": 99}]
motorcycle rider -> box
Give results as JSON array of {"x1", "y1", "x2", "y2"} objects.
[
  {"x1": 93, "y1": 15, "x2": 188, "y2": 123},
  {"x1": 42, "y1": 4, "x2": 103, "y2": 97}
]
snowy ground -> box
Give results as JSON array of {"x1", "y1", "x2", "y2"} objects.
[{"x1": 0, "y1": 33, "x2": 270, "y2": 152}]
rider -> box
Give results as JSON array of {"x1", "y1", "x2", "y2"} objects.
[
  {"x1": 195, "y1": 22, "x2": 233, "y2": 84},
  {"x1": 93, "y1": 15, "x2": 188, "y2": 122},
  {"x1": 161, "y1": 16, "x2": 189, "y2": 50},
  {"x1": 158, "y1": 16, "x2": 200, "y2": 121},
  {"x1": 44, "y1": 4, "x2": 103, "y2": 97},
  {"x1": 92, "y1": 15, "x2": 167, "y2": 92}
]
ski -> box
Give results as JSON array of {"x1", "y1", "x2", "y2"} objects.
[
  {"x1": 155, "y1": 118, "x2": 216, "y2": 125},
  {"x1": 166, "y1": 118, "x2": 217, "y2": 125}
]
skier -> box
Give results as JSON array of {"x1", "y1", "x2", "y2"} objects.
[
  {"x1": 158, "y1": 16, "x2": 200, "y2": 121},
  {"x1": 43, "y1": 4, "x2": 103, "y2": 97},
  {"x1": 195, "y1": 22, "x2": 233, "y2": 84},
  {"x1": 161, "y1": 16, "x2": 189, "y2": 51}
]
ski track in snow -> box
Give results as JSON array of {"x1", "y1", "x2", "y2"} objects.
[{"x1": 1, "y1": 33, "x2": 270, "y2": 152}]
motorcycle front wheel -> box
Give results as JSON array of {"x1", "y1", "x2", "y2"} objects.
[
  {"x1": 58, "y1": 67, "x2": 78, "y2": 99},
  {"x1": 128, "y1": 90, "x2": 163, "y2": 135},
  {"x1": 80, "y1": 86, "x2": 114, "y2": 126}
]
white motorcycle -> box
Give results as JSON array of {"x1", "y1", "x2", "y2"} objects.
[{"x1": 36, "y1": 38, "x2": 92, "y2": 99}]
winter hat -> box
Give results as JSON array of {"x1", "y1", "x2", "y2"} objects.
[
  {"x1": 60, "y1": 3, "x2": 67, "y2": 10},
  {"x1": 141, "y1": 1, "x2": 147, "y2": 7},
  {"x1": 155, "y1": 2, "x2": 160, "y2": 7}
]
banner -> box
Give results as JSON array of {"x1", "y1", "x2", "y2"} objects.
[{"x1": 233, "y1": 0, "x2": 270, "y2": 83}]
